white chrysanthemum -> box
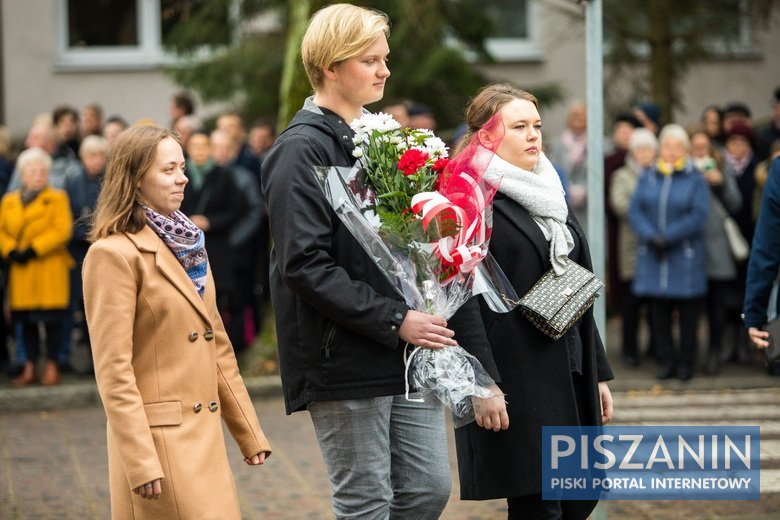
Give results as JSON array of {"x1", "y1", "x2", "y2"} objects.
[
  {"x1": 350, "y1": 112, "x2": 401, "y2": 134},
  {"x1": 422, "y1": 136, "x2": 448, "y2": 158}
]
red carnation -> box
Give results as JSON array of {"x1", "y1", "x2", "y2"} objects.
[
  {"x1": 397, "y1": 149, "x2": 429, "y2": 176},
  {"x1": 432, "y1": 158, "x2": 450, "y2": 173}
]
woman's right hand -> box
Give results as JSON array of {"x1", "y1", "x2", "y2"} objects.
[
  {"x1": 398, "y1": 310, "x2": 457, "y2": 350},
  {"x1": 133, "y1": 478, "x2": 162, "y2": 500},
  {"x1": 473, "y1": 385, "x2": 509, "y2": 432}
]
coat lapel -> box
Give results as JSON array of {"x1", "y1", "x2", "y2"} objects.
[
  {"x1": 126, "y1": 226, "x2": 212, "y2": 324},
  {"x1": 493, "y1": 195, "x2": 550, "y2": 268}
]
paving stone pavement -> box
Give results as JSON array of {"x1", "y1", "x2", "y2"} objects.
[
  {"x1": 0, "y1": 397, "x2": 506, "y2": 519},
  {"x1": 2, "y1": 388, "x2": 780, "y2": 519},
  {"x1": 2, "y1": 315, "x2": 780, "y2": 518}
]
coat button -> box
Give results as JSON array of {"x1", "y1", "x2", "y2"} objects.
[
  {"x1": 188, "y1": 331, "x2": 199, "y2": 342},
  {"x1": 208, "y1": 401, "x2": 219, "y2": 412},
  {"x1": 391, "y1": 325, "x2": 397, "y2": 331},
  {"x1": 193, "y1": 402, "x2": 203, "y2": 413},
  {"x1": 394, "y1": 312, "x2": 404, "y2": 321},
  {"x1": 203, "y1": 329, "x2": 215, "y2": 341}
]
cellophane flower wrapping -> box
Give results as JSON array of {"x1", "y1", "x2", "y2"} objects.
[{"x1": 313, "y1": 113, "x2": 518, "y2": 427}]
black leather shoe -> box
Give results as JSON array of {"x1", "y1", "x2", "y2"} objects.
[
  {"x1": 657, "y1": 366, "x2": 676, "y2": 380},
  {"x1": 677, "y1": 366, "x2": 693, "y2": 381}
]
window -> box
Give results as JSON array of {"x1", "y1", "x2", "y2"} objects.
[
  {"x1": 474, "y1": 0, "x2": 542, "y2": 61},
  {"x1": 57, "y1": 0, "x2": 230, "y2": 71}
]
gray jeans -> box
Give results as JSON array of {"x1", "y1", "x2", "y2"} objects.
[{"x1": 308, "y1": 393, "x2": 451, "y2": 520}]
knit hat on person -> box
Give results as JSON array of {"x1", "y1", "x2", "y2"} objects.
[
  {"x1": 635, "y1": 102, "x2": 661, "y2": 127},
  {"x1": 725, "y1": 122, "x2": 756, "y2": 146}
]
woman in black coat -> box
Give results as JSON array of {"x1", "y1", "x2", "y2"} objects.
[{"x1": 454, "y1": 84, "x2": 614, "y2": 520}]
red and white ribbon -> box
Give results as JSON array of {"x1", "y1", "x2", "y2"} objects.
[{"x1": 410, "y1": 171, "x2": 489, "y2": 277}]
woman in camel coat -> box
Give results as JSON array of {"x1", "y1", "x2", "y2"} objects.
[{"x1": 83, "y1": 125, "x2": 271, "y2": 519}]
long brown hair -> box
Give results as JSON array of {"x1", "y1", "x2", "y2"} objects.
[
  {"x1": 456, "y1": 83, "x2": 538, "y2": 155},
  {"x1": 89, "y1": 125, "x2": 179, "y2": 242}
]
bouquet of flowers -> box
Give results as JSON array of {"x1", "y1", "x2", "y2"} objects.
[{"x1": 313, "y1": 112, "x2": 518, "y2": 427}]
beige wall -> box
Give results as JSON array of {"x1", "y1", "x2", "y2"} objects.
[{"x1": 2, "y1": 0, "x2": 184, "y2": 138}]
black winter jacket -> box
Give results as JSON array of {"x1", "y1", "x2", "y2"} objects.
[{"x1": 262, "y1": 101, "x2": 494, "y2": 414}]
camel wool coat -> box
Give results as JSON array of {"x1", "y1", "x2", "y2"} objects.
[{"x1": 83, "y1": 225, "x2": 271, "y2": 520}]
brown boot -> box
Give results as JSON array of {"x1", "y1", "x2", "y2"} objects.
[
  {"x1": 41, "y1": 360, "x2": 60, "y2": 386},
  {"x1": 12, "y1": 361, "x2": 38, "y2": 386}
]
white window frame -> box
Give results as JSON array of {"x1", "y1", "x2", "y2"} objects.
[
  {"x1": 483, "y1": 0, "x2": 543, "y2": 62},
  {"x1": 56, "y1": 0, "x2": 168, "y2": 71}
]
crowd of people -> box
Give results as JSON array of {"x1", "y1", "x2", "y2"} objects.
[
  {"x1": 0, "y1": 84, "x2": 777, "y2": 389},
  {"x1": 595, "y1": 91, "x2": 780, "y2": 380},
  {"x1": 0, "y1": 94, "x2": 278, "y2": 384}
]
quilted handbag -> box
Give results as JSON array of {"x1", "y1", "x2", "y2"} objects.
[{"x1": 519, "y1": 258, "x2": 604, "y2": 340}]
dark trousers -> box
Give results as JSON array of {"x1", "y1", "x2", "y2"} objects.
[
  {"x1": 19, "y1": 318, "x2": 62, "y2": 362},
  {"x1": 217, "y1": 287, "x2": 246, "y2": 352},
  {"x1": 706, "y1": 279, "x2": 733, "y2": 355},
  {"x1": 620, "y1": 280, "x2": 657, "y2": 360},
  {"x1": 650, "y1": 298, "x2": 701, "y2": 371}
]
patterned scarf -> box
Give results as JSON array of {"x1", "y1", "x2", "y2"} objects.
[
  {"x1": 484, "y1": 152, "x2": 574, "y2": 275},
  {"x1": 723, "y1": 149, "x2": 753, "y2": 177},
  {"x1": 144, "y1": 207, "x2": 208, "y2": 296}
]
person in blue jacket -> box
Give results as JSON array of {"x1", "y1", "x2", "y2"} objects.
[
  {"x1": 743, "y1": 156, "x2": 780, "y2": 374},
  {"x1": 629, "y1": 124, "x2": 710, "y2": 381}
]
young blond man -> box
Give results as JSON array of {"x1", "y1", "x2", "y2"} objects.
[{"x1": 261, "y1": 4, "x2": 484, "y2": 518}]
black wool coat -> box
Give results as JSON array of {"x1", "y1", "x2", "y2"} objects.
[
  {"x1": 455, "y1": 192, "x2": 614, "y2": 500},
  {"x1": 180, "y1": 164, "x2": 247, "y2": 291}
]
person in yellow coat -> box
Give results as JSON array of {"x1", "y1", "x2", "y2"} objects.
[
  {"x1": 0, "y1": 146, "x2": 74, "y2": 386},
  {"x1": 82, "y1": 125, "x2": 271, "y2": 519}
]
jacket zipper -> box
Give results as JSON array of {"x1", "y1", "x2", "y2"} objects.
[
  {"x1": 658, "y1": 174, "x2": 672, "y2": 292},
  {"x1": 322, "y1": 322, "x2": 336, "y2": 359}
]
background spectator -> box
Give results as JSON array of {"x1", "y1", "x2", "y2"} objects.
[
  {"x1": 701, "y1": 105, "x2": 725, "y2": 150},
  {"x1": 52, "y1": 105, "x2": 81, "y2": 157},
  {"x1": 610, "y1": 128, "x2": 658, "y2": 366},
  {"x1": 756, "y1": 87, "x2": 780, "y2": 162},
  {"x1": 182, "y1": 130, "x2": 250, "y2": 352},
  {"x1": 174, "y1": 114, "x2": 201, "y2": 152},
  {"x1": 62, "y1": 135, "x2": 108, "y2": 373},
  {"x1": 81, "y1": 103, "x2": 103, "y2": 137},
  {"x1": 0, "y1": 147, "x2": 73, "y2": 386},
  {"x1": 407, "y1": 102, "x2": 437, "y2": 130},
  {"x1": 723, "y1": 102, "x2": 753, "y2": 133},
  {"x1": 248, "y1": 120, "x2": 276, "y2": 160},
  {"x1": 8, "y1": 120, "x2": 81, "y2": 191},
  {"x1": 102, "y1": 116, "x2": 129, "y2": 148},
  {"x1": 0, "y1": 125, "x2": 14, "y2": 195},
  {"x1": 168, "y1": 90, "x2": 195, "y2": 129},
  {"x1": 691, "y1": 128, "x2": 743, "y2": 375},
  {"x1": 629, "y1": 124, "x2": 709, "y2": 381},
  {"x1": 550, "y1": 100, "x2": 588, "y2": 227}
]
